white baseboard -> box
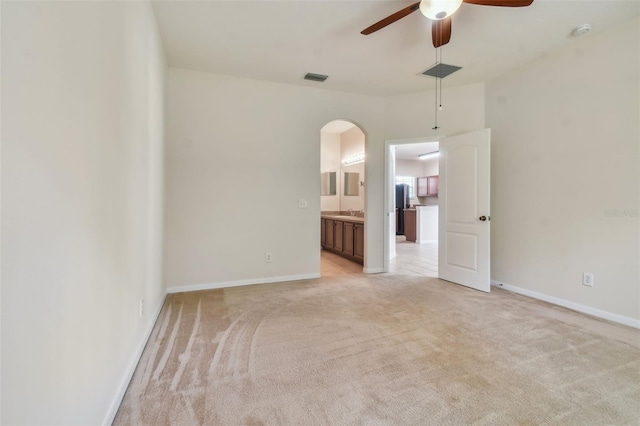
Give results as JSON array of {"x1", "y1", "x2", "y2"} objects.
[
  {"x1": 166, "y1": 273, "x2": 321, "y2": 294},
  {"x1": 364, "y1": 267, "x2": 385, "y2": 274},
  {"x1": 491, "y1": 280, "x2": 640, "y2": 329},
  {"x1": 103, "y1": 294, "x2": 167, "y2": 426}
]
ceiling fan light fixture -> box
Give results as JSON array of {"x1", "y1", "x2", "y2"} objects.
[{"x1": 419, "y1": 0, "x2": 463, "y2": 20}]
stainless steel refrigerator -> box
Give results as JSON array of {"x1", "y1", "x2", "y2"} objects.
[{"x1": 395, "y1": 184, "x2": 410, "y2": 235}]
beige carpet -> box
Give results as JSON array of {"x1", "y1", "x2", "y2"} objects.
[{"x1": 114, "y1": 275, "x2": 640, "y2": 425}]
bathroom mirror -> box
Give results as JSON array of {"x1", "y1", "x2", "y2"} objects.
[
  {"x1": 321, "y1": 171, "x2": 336, "y2": 196},
  {"x1": 344, "y1": 172, "x2": 359, "y2": 196}
]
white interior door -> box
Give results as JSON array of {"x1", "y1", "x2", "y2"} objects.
[{"x1": 438, "y1": 128, "x2": 491, "y2": 292}]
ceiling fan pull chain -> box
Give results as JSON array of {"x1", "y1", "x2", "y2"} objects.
[
  {"x1": 433, "y1": 44, "x2": 439, "y2": 130},
  {"x1": 439, "y1": 44, "x2": 443, "y2": 111},
  {"x1": 433, "y1": 73, "x2": 438, "y2": 130}
]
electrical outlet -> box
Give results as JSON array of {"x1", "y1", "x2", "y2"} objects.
[
  {"x1": 265, "y1": 252, "x2": 272, "y2": 263},
  {"x1": 582, "y1": 273, "x2": 594, "y2": 287},
  {"x1": 298, "y1": 198, "x2": 308, "y2": 209},
  {"x1": 139, "y1": 298, "x2": 144, "y2": 317}
]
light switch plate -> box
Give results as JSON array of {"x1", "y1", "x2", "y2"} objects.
[{"x1": 582, "y1": 272, "x2": 594, "y2": 287}]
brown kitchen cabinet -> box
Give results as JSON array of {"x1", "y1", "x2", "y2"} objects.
[
  {"x1": 320, "y1": 218, "x2": 326, "y2": 246},
  {"x1": 404, "y1": 209, "x2": 416, "y2": 242},
  {"x1": 417, "y1": 176, "x2": 439, "y2": 197}
]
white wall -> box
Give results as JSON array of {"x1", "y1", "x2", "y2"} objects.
[
  {"x1": 320, "y1": 131, "x2": 340, "y2": 211},
  {"x1": 1, "y1": 1, "x2": 166, "y2": 424},
  {"x1": 487, "y1": 17, "x2": 640, "y2": 322},
  {"x1": 164, "y1": 68, "x2": 386, "y2": 290},
  {"x1": 385, "y1": 83, "x2": 486, "y2": 141},
  {"x1": 422, "y1": 157, "x2": 439, "y2": 177},
  {"x1": 395, "y1": 159, "x2": 425, "y2": 178}
]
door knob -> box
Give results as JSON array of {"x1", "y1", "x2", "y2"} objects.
[{"x1": 479, "y1": 215, "x2": 489, "y2": 221}]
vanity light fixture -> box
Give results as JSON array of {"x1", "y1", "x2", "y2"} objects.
[
  {"x1": 418, "y1": 151, "x2": 440, "y2": 160},
  {"x1": 342, "y1": 153, "x2": 365, "y2": 166}
]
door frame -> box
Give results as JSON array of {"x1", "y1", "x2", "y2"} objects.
[
  {"x1": 320, "y1": 119, "x2": 368, "y2": 274},
  {"x1": 383, "y1": 135, "x2": 443, "y2": 272}
]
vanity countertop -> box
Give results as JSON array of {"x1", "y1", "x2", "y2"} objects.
[{"x1": 321, "y1": 215, "x2": 365, "y2": 224}]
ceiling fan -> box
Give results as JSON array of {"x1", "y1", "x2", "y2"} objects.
[{"x1": 361, "y1": 0, "x2": 534, "y2": 48}]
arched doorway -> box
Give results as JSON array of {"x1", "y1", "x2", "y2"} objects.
[{"x1": 319, "y1": 120, "x2": 366, "y2": 277}]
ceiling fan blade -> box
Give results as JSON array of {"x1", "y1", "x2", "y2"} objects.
[
  {"x1": 432, "y1": 17, "x2": 452, "y2": 48},
  {"x1": 463, "y1": 0, "x2": 533, "y2": 6},
  {"x1": 361, "y1": 2, "x2": 421, "y2": 35}
]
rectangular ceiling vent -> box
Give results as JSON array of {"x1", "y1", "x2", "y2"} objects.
[
  {"x1": 304, "y1": 72, "x2": 329, "y2": 83},
  {"x1": 420, "y1": 63, "x2": 462, "y2": 79}
]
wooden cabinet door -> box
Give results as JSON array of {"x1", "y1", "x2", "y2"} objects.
[
  {"x1": 321, "y1": 218, "x2": 326, "y2": 246},
  {"x1": 417, "y1": 177, "x2": 428, "y2": 197},
  {"x1": 428, "y1": 175, "x2": 439, "y2": 196},
  {"x1": 334, "y1": 220, "x2": 343, "y2": 251},
  {"x1": 418, "y1": 176, "x2": 439, "y2": 196},
  {"x1": 326, "y1": 220, "x2": 334, "y2": 248},
  {"x1": 354, "y1": 224, "x2": 365, "y2": 260},
  {"x1": 343, "y1": 222, "x2": 354, "y2": 255},
  {"x1": 404, "y1": 209, "x2": 416, "y2": 242}
]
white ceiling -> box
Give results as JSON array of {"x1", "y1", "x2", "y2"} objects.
[
  {"x1": 151, "y1": 0, "x2": 639, "y2": 97},
  {"x1": 395, "y1": 142, "x2": 439, "y2": 160}
]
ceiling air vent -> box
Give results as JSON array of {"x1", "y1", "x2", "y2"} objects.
[
  {"x1": 304, "y1": 72, "x2": 329, "y2": 83},
  {"x1": 420, "y1": 63, "x2": 462, "y2": 79}
]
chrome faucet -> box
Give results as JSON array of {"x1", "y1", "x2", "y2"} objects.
[{"x1": 348, "y1": 208, "x2": 355, "y2": 216}]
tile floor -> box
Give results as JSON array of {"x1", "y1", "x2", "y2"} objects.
[
  {"x1": 320, "y1": 249, "x2": 363, "y2": 276},
  {"x1": 389, "y1": 237, "x2": 438, "y2": 277},
  {"x1": 321, "y1": 237, "x2": 438, "y2": 277}
]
